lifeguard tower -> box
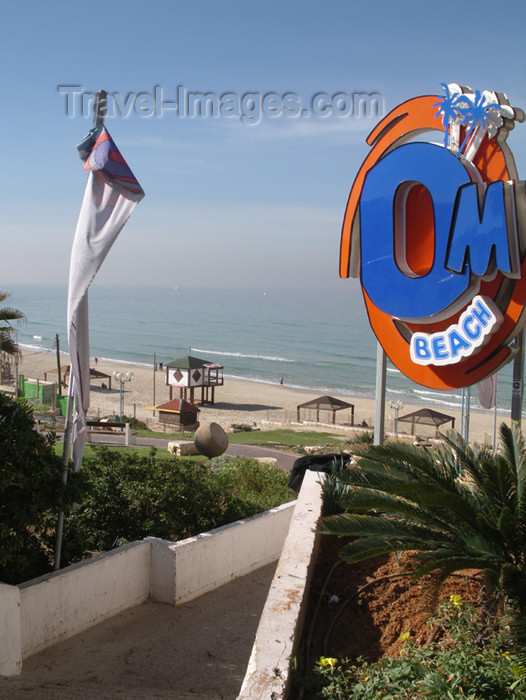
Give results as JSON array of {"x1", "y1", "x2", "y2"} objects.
[{"x1": 165, "y1": 355, "x2": 223, "y2": 405}]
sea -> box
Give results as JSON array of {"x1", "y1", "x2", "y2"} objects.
[{"x1": 5, "y1": 283, "x2": 522, "y2": 415}]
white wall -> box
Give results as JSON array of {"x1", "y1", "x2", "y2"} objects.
[
  {"x1": 170, "y1": 502, "x2": 294, "y2": 605},
  {"x1": 0, "y1": 584, "x2": 22, "y2": 676},
  {"x1": 0, "y1": 500, "x2": 296, "y2": 676},
  {"x1": 19, "y1": 541, "x2": 151, "y2": 658},
  {"x1": 239, "y1": 471, "x2": 324, "y2": 699}
]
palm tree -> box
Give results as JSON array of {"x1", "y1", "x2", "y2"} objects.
[
  {"x1": 0, "y1": 291, "x2": 24, "y2": 356},
  {"x1": 322, "y1": 424, "x2": 526, "y2": 615}
]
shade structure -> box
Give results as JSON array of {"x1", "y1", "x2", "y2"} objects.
[
  {"x1": 296, "y1": 395, "x2": 355, "y2": 425},
  {"x1": 398, "y1": 407, "x2": 455, "y2": 437},
  {"x1": 45, "y1": 365, "x2": 112, "y2": 390}
]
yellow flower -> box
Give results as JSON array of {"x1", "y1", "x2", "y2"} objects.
[
  {"x1": 449, "y1": 594, "x2": 462, "y2": 607},
  {"x1": 317, "y1": 656, "x2": 338, "y2": 668},
  {"x1": 398, "y1": 631, "x2": 410, "y2": 642}
]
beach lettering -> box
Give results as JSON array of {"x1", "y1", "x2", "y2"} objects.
[{"x1": 410, "y1": 297, "x2": 501, "y2": 366}]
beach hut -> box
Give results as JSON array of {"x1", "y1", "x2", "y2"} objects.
[
  {"x1": 296, "y1": 395, "x2": 355, "y2": 426},
  {"x1": 165, "y1": 355, "x2": 223, "y2": 405},
  {"x1": 152, "y1": 398, "x2": 200, "y2": 429},
  {"x1": 398, "y1": 407, "x2": 455, "y2": 437}
]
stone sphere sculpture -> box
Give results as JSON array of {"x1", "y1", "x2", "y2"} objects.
[{"x1": 194, "y1": 422, "x2": 229, "y2": 458}]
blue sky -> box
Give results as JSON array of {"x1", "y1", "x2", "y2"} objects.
[{"x1": 3, "y1": 0, "x2": 526, "y2": 290}]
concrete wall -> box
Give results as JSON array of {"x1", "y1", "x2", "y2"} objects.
[
  {"x1": 19, "y1": 541, "x2": 151, "y2": 659},
  {"x1": 168, "y1": 502, "x2": 294, "y2": 605},
  {"x1": 0, "y1": 500, "x2": 296, "y2": 676},
  {"x1": 0, "y1": 585, "x2": 22, "y2": 676},
  {"x1": 238, "y1": 471, "x2": 324, "y2": 699}
]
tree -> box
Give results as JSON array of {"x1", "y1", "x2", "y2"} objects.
[
  {"x1": 0, "y1": 393, "x2": 76, "y2": 584},
  {"x1": 0, "y1": 290, "x2": 24, "y2": 356},
  {"x1": 322, "y1": 424, "x2": 526, "y2": 616}
]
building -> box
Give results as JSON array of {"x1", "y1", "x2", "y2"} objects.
[{"x1": 165, "y1": 355, "x2": 223, "y2": 405}]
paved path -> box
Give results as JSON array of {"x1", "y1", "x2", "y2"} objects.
[
  {"x1": 0, "y1": 564, "x2": 277, "y2": 700},
  {"x1": 88, "y1": 433, "x2": 298, "y2": 471}
]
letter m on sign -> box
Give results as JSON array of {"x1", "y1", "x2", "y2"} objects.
[{"x1": 446, "y1": 181, "x2": 520, "y2": 278}]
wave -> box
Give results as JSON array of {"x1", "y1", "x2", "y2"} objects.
[
  {"x1": 413, "y1": 388, "x2": 463, "y2": 402},
  {"x1": 386, "y1": 388, "x2": 407, "y2": 396},
  {"x1": 224, "y1": 373, "x2": 374, "y2": 399},
  {"x1": 191, "y1": 347, "x2": 295, "y2": 363},
  {"x1": 95, "y1": 356, "x2": 154, "y2": 370},
  {"x1": 19, "y1": 343, "x2": 54, "y2": 354}
]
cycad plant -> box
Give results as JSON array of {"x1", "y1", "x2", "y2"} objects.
[{"x1": 322, "y1": 423, "x2": 526, "y2": 620}]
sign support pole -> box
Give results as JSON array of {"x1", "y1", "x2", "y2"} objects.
[
  {"x1": 511, "y1": 329, "x2": 524, "y2": 428},
  {"x1": 374, "y1": 342, "x2": 386, "y2": 445}
]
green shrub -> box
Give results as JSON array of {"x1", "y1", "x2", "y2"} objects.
[
  {"x1": 121, "y1": 414, "x2": 149, "y2": 430},
  {"x1": 322, "y1": 425, "x2": 526, "y2": 653},
  {"x1": 320, "y1": 454, "x2": 351, "y2": 516},
  {"x1": 311, "y1": 598, "x2": 525, "y2": 699},
  {"x1": 0, "y1": 394, "x2": 79, "y2": 584},
  {"x1": 62, "y1": 448, "x2": 295, "y2": 563},
  {"x1": 345, "y1": 430, "x2": 374, "y2": 446}
]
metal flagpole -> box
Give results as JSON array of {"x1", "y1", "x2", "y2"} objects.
[
  {"x1": 54, "y1": 382, "x2": 74, "y2": 570},
  {"x1": 153, "y1": 353, "x2": 156, "y2": 417},
  {"x1": 54, "y1": 90, "x2": 107, "y2": 570},
  {"x1": 374, "y1": 342, "x2": 386, "y2": 446},
  {"x1": 55, "y1": 333, "x2": 62, "y2": 396}
]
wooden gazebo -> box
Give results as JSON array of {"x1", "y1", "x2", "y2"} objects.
[
  {"x1": 45, "y1": 365, "x2": 112, "y2": 389},
  {"x1": 297, "y1": 395, "x2": 354, "y2": 426},
  {"x1": 398, "y1": 408, "x2": 455, "y2": 437}
]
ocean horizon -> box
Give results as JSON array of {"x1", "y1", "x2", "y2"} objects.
[{"x1": 6, "y1": 283, "x2": 522, "y2": 416}]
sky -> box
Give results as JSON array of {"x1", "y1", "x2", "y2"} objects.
[{"x1": 2, "y1": 0, "x2": 526, "y2": 291}]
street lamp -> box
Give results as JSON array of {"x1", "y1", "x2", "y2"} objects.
[
  {"x1": 112, "y1": 370, "x2": 134, "y2": 422},
  {"x1": 389, "y1": 400, "x2": 404, "y2": 438}
]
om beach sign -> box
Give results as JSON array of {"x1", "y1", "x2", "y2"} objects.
[{"x1": 340, "y1": 83, "x2": 526, "y2": 391}]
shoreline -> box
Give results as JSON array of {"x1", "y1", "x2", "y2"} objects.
[
  {"x1": 18, "y1": 343, "x2": 507, "y2": 414},
  {"x1": 11, "y1": 348, "x2": 508, "y2": 445}
]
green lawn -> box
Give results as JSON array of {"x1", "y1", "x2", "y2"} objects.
[
  {"x1": 226, "y1": 427, "x2": 346, "y2": 447},
  {"x1": 118, "y1": 426, "x2": 346, "y2": 448}
]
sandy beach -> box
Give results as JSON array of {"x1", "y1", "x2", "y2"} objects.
[{"x1": 13, "y1": 348, "x2": 510, "y2": 445}]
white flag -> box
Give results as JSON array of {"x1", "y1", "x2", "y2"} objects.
[{"x1": 67, "y1": 126, "x2": 144, "y2": 470}]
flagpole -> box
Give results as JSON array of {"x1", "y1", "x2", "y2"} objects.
[
  {"x1": 54, "y1": 382, "x2": 74, "y2": 570},
  {"x1": 93, "y1": 89, "x2": 108, "y2": 127},
  {"x1": 53, "y1": 90, "x2": 108, "y2": 571}
]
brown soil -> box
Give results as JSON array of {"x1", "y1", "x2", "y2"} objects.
[{"x1": 294, "y1": 535, "x2": 483, "y2": 696}]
